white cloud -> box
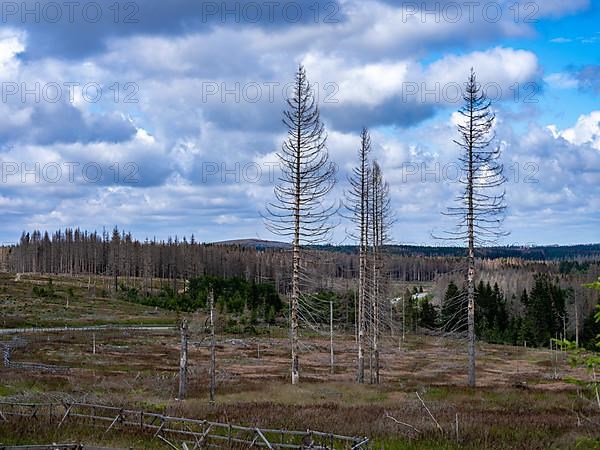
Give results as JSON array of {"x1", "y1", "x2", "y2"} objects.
[
  {"x1": 544, "y1": 72, "x2": 579, "y2": 89},
  {"x1": 302, "y1": 53, "x2": 412, "y2": 106},
  {"x1": 550, "y1": 37, "x2": 573, "y2": 43},
  {"x1": 550, "y1": 111, "x2": 600, "y2": 149},
  {"x1": 0, "y1": 28, "x2": 25, "y2": 75},
  {"x1": 0, "y1": 0, "x2": 594, "y2": 244},
  {"x1": 425, "y1": 47, "x2": 540, "y2": 91},
  {"x1": 301, "y1": 47, "x2": 540, "y2": 111}
]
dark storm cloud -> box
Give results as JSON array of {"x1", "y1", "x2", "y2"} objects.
[
  {"x1": 31, "y1": 107, "x2": 136, "y2": 145},
  {"x1": 7, "y1": 0, "x2": 346, "y2": 60},
  {"x1": 322, "y1": 97, "x2": 437, "y2": 131}
]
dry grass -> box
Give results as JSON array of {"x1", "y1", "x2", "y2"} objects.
[
  {"x1": 1, "y1": 274, "x2": 600, "y2": 449},
  {"x1": 0, "y1": 272, "x2": 176, "y2": 328}
]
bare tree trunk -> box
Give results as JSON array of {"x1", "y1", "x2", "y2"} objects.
[
  {"x1": 575, "y1": 292, "x2": 579, "y2": 348},
  {"x1": 365, "y1": 169, "x2": 371, "y2": 385},
  {"x1": 330, "y1": 300, "x2": 334, "y2": 375},
  {"x1": 371, "y1": 252, "x2": 377, "y2": 384},
  {"x1": 354, "y1": 290, "x2": 358, "y2": 347},
  {"x1": 370, "y1": 161, "x2": 388, "y2": 385},
  {"x1": 374, "y1": 277, "x2": 380, "y2": 384},
  {"x1": 291, "y1": 131, "x2": 301, "y2": 385},
  {"x1": 368, "y1": 195, "x2": 374, "y2": 385},
  {"x1": 402, "y1": 297, "x2": 405, "y2": 345},
  {"x1": 373, "y1": 170, "x2": 380, "y2": 385},
  {"x1": 358, "y1": 242, "x2": 365, "y2": 383},
  {"x1": 179, "y1": 318, "x2": 188, "y2": 399},
  {"x1": 467, "y1": 244, "x2": 476, "y2": 387},
  {"x1": 467, "y1": 106, "x2": 476, "y2": 388},
  {"x1": 443, "y1": 70, "x2": 505, "y2": 388},
  {"x1": 210, "y1": 290, "x2": 216, "y2": 402},
  {"x1": 354, "y1": 129, "x2": 371, "y2": 384}
]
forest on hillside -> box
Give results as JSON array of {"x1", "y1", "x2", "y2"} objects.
[
  {"x1": 318, "y1": 243, "x2": 600, "y2": 260},
  {"x1": 4, "y1": 227, "x2": 599, "y2": 350}
]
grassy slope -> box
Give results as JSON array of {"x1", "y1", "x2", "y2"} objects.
[{"x1": 0, "y1": 273, "x2": 177, "y2": 328}]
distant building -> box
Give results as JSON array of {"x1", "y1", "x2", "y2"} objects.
[{"x1": 390, "y1": 292, "x2": 430, "y2": 306}]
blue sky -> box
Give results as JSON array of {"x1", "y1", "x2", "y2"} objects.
[{"x1": 0, "y1": 0, "x2": 598, "y2": 245}]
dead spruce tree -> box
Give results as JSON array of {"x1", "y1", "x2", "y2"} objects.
[
  {"x1": 442, "y1": 69, "x2": 507, "y2": 387},
  {"x1": 345, "y1": 132, "x2": 393, "y2": 385},
  {"x1": 344, "y1": 128, "x2": 371, "y2": 384},
  {"x1": 266, "y1": 65, "x2": 337, "y2": 385},
  {"x1": 369, "y1": 161, "x2": 392, "y2": 384}
]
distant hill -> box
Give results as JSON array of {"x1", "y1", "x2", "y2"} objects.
[
  {"x1": 214, "y1": 239, "x2": 600, "y2": 261},
  {"x1": 316, "y1": 243, "x2": 600, "y2": 261},
  {"x1": 211, "y1": 238, "x2": 291, "y2": 250}
]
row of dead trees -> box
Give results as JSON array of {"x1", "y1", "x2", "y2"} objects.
[
  {"x1": 345, "y1": 129, "x2": 393, "y2": 384},
  {"x1": 4, "y1": 65, "x2": 507, "y2": 389},
  {"x1": 266, "y1": 65, "x2": 507, "y2": 387},
  {"x1": 265, "y1": 66, "x2": 394, "y2": 385}
]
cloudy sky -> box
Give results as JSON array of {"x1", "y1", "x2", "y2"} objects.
[{"x1": 0, "y1": 0, "x2": 598, "y2": 245}]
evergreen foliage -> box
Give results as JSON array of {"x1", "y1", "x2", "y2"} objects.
[
  {"x1": 118, "y1": 275, "x2": 283, "y2": 323},
  {"x1": 441, "y1": 274, "x2": 570, "y2": 347}
]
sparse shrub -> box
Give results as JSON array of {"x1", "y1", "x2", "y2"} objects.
[{"x1": 32, "y1": 280, "x2": 56, "y2": 299}]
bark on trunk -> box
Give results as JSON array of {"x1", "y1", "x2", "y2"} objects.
[
  {"x1": 178, "y1": 319, "x2": 188, "y2": 399},
  {"x1": 210, "y1": 290, "x2": 216, "y2": 401},
  {"x1": 291, "y1": 89, "x2": 301, "y2": 386},
  {"x1": 467, "y1": 105, "x2": 476, "y2": 388}
]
